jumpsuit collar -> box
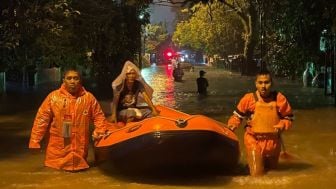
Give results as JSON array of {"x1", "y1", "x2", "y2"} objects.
[{"x1": 60, "y1": 83, "x2": 86, "y2": 98}]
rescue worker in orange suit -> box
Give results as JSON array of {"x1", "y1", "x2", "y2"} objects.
[
  {"x1": 29, "y1": 68, "x2": 111, "y2": 171},
  {"x1": 227, "y1": 70, "x2": 294, "y2": 176}
]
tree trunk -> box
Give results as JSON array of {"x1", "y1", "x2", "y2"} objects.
[{"x1": 239, "y1": 3, "x2": 259, "y2": 75}]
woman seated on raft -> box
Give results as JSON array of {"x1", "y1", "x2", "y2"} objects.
[{"x1": 109, "y1": 61, "x2": 159, "y2": 125}]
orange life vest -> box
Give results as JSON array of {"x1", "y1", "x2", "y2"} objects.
[{"x1": 250, "y1": 92, "x2": 279, "y2": 133}]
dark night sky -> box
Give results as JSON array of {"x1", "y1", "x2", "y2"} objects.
[{"x1": 149, "y1": 3, "x2": 176, "y2": 34}]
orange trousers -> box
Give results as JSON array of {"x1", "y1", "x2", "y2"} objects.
[{"x1": 244, "y1": 132, "x2": 281, "y2": 176}]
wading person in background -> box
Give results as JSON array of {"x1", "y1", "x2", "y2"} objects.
[
  {"x1": 226, "y1": 70, "x2": 294, "y2": 176},
  {"x1": 302, "y1": 62, "x2": 315, "y2": 87},
  {"x1": 173, "y1": 62, "x2": 184, "y2": 82},
  {"x1": 109, "y1": 60, "x2": 159, "y2": 124},
  {"x1": 29, "y1": 68, "x2": 111, "y2": 171},
  {"x1": 196, "y1": 70, "x2": 209, "y2": 96}
]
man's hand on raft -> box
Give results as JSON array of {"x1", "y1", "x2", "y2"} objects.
[{"x1": 92, "y1": 130, "x2": 111, "y2": 141}]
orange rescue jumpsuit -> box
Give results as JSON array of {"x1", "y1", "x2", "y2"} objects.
[
  {"x1": 29, "y1": 84, "x2": 109, "y2": 171},
  {"x1": 228, "y1": 91, "x2": 293, "y2": 175}
]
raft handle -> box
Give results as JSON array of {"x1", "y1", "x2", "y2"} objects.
[
  {"x1": 175, "y1": 119, "x2": 188, "y2": 128},
  {"x1": 127, "y1": 124, "x2": 142, "y2": 133}
]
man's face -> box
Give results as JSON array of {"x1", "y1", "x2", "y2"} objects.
[
  {"x1": 63, "y1": 70, "x2": 81, "y2": 94},
  {"x1": 255, "y1": 74, "x2": 272, "y2": 98},
  {"x1": 126, "y1": 69, "x2": 137, "y2": 83}
]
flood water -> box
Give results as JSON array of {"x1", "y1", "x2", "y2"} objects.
[{"x1": 1, "y1": 65, "x2": 336, "y2": 188}]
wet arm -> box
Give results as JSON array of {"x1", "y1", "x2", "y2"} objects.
[
  {"x1": 276, "y1": 93, "x2": 294, "y2": 131},
  {"x1": 91, "y1": 96, "x2": 110, "y2": 137},
  {"x1": 227, "y1": 111, "x2": 244, "y2": 131},
  {"x1": 141, "y1": 91, "x2": 159, "y2": 116},
  {"x1": 227, "y1": 94, "x2": 254, "y2": 130},
  {"x1": 139, "y1": 77, "x2": 154, "y2": 99},
  {"x1": 29, "y1": 95, "x2": 53, "y2": 149},
  {"x1": 109, "y1": 93, "x2": 119, "y2": 123}
]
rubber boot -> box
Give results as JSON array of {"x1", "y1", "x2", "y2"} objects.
[{"x1": 247, "y1": 147, "x2": 264, "y2": 176}]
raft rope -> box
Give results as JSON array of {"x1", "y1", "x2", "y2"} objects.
[
  {"x1": 97, "y1": 115, "x2": 202, "y2": 139},
  {"x1": 156, "y1": 115, "x2": 200, "y2": 122},
  {"x1": 156, "y1": 115, "x2": 201, "y2": 128}
]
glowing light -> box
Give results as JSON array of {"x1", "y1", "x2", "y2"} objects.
[{"x1": 163, "y1": 48, "x2": 175, "y2": 61}]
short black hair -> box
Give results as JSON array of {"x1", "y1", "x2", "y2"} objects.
[
  {"x1": 257, "y1": 69, "x2": 271, "y2": 76},
  {"x1": 63, "y1": 67, "x2": 81, "y2": 79},
  {"x1": 256, "y1": 69, "x2": 272, "y2": 82},
  {"x1": 199, "y1": 70, "x2": 206, "y2": 76}
]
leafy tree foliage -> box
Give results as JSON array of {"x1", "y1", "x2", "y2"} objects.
[
  {"x1": 173, "y1": 2, "x2": 244, "y2": 58},
  {"x1": 263, "y1": 0, "x2": 336, "y2": 79},
  {"x1": 145, "y1": 23, "x2": 169, "y2": 53},
  {"x1": 69, "y1": 0, "x2": 151, "y2": 88},
  {"x1": 0, "y1": 0, "x2": 152, "y2": 89},
  {"x1": 169, "y1": 0, "x2": 336, "y2": 78},
  {"x1": 0, "y1": 0, "x2": 77, "y2": 71},
  {"x1": 169, "y1": 0, "x2": 263, "y2": 74}
]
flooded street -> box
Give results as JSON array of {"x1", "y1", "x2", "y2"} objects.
[{"x1": 1, "y1": 65, "x2": 336, "y2": 188}]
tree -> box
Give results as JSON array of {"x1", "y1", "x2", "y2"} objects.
[
  {"x1": 71, "y1": 0, "x2": 151, "y2": 87},
  {"x1": 0, "y1": 0, "x2": 78, "y2": 71},
  {"x1": 0, "y1": 0, "x2": 81, "y2": 91},
  {"x1": 264, "y1": 0, "x2": 336, "y2": 79},
  {"x1": 145, "y1": 23, "x2": 169, "y2": 53},
  {"x1": 163, "y1": 0, "x2": 262, "y2": 74},
  {"x1": 0, "y1": 0, "x2": 153, "y2": 90},
  {"x1": 173, "y1": 2, "x2": 243, "y2": 58},
  {"x1": 168, "y1": 0, "x2": 336, "y2": 78}
]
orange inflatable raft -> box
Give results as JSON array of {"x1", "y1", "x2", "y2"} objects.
[{"x1": 95, "y1": 105, "x2": 240, "y2": 173}]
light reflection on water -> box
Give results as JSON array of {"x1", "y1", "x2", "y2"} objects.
[
  {"x1": 1, "y1": 66, "x2": 336, "y2": 188},
  {"x1": 142, "y1": 64, "x2": 177, "y2": 108}
]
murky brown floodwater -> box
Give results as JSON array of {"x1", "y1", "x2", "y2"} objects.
[{"x1": 1, "y1": 65, "x2": 336, "y2": 188}]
